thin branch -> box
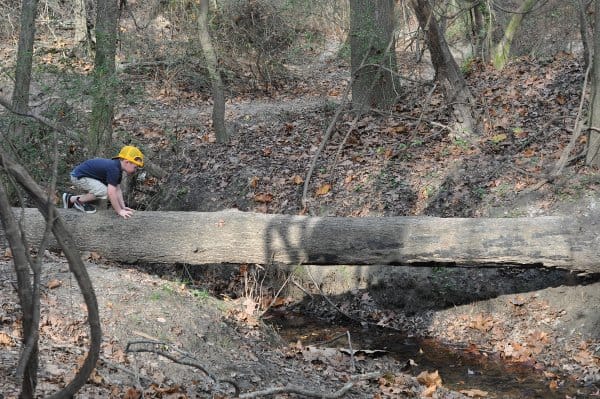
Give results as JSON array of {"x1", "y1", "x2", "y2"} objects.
[
  {"x1": 238, "y1": 372, "x2": 382, "y2": 399},
  {"x1": 125, "y1": 340, "x2": 239, "y2": 395},
  {"x1": 552, "y1": 62, "x2": 592, "y2": 177},
  {"x1": 16, "y1": 110, "x2": 61, "y2": 379},
  {"x1": 301, "y1": 80, "x2": 352, "y2": 212},
  {"x1": 347, "y1": 330, "x2": 356, "y2": 372},
  {"x1": 0, "y1": 95, "x2": 79, "y2": 140},
  {"x1": 301, "y1": 31, "x2": 398, "y2": 212},
  {"x1": 259, "y1": 270, "x2": 293, "y2": 318},
  {"x1": 304, "y1": 266, "x2": 360, "y2": 324}
]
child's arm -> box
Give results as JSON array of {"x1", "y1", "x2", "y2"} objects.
[{"x1": 108, "y1": 184, "x2": 133, "y2": 218}]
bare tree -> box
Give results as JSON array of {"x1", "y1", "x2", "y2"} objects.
[
  {"x1": 491, "y1": 0, "x2": 537, "y2": 70},
  {"x1": 73, "y1": 0, "x2": 94, "y2": 55},
  {"x1": 196, "y1": 0, "x2": 228, "y2": 143},
  {"x1": 577, "y1": 0, "x2": 594, "y2": 72},
  {"x1": 89, "y1": 0, "x2": 119, "y2": 156},
  {"x1": 349, "y1": 0, "x2": 399, "y2": 111},
  {"x1": 410, "y1": 0, "x2": 479, "y2": 139},
  {"x1": 10, "y1": 0, "x2": 38, "y2": 141},
  {"x1": 5, "y1": 0, "x2": 40, "y2": 395},
  {"x1": 585, "y1": 0, "x2": 600, "y2": 166},
  {"x1": 467, "y1": 0, "x2": 490, "y2": 59}
]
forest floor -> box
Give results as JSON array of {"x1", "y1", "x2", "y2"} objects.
[{"x1": 1, "y1": 36, "x2": 600, "y2": 398}]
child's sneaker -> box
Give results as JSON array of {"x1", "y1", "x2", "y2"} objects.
[
  {"x1": 62, "y1": 193, "x2": 73, "y2": 209},
  {"x1": 73, "y1": 199, "x2": 96, "y2": 214}
]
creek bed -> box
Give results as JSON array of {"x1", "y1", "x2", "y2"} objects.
[{"x1": 265, "y1": 311, "x2": 591, "y2": 399}]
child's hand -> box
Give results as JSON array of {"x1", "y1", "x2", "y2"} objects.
[{"x1": 118, "y1": 209, "x2": 134, "y2": 219}]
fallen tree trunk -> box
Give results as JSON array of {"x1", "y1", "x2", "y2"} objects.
[{"x1": 1, "y1": 208, "x2": 599, "y2": 272}]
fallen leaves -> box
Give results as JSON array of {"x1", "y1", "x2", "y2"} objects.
[
  {"x1": 469, "y1": 314, "x2": 494, "y2": 332},
  {"x1": 0, "y1": 331, "x2": 14, "y2": 347},
  {"x1": 291, "y1": 175, "x2": 304, "y2": 185},
  {"x1": 47, "y1": 279, "x2": 62, "y2": 289},
  {"x1": 315, "y1": 183, "x2": 331, "y2": 196},
  {"x1": 460, "y1": 388, "x2": 489, "y2": 397},
  {"x1": 254, "y1": 193, "x2": 273, "y2": 203},
  {"x1": 416, "y1": 370, "x2": 442, "y2": 397}
]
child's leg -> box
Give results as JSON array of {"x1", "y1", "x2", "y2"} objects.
[{"x1": 70, "y1": 177, "x2": 107, "y2": 204}]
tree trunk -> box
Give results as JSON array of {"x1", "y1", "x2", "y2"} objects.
[
  {"x1": 89, "y1": 0, "x2": 119, "y2": 157},
  {"x1": 491, "y1": 0, "x2": 536, "y2": 70},
  {"x1": 8, "y1": 0, "x2": 39, "y2": 395},
  {"x1": 3, "y1": 208, "x2": 599, "y2": 273},
  {"x1": 586, "y1": 0, "x2": 600, "y2": 166},
  {"x1": 73, "y1": 0, "x2": 94, "y2": 55},
  {"x1": 10, "y1": 0, "x2": 38, "y2": 142},
  {"x1": 197, "y1": 0, "x2": 228, "y2": 143},
  {"x1": 468, "y1": 1, "x2": 488, "y2": 59},
  {"x1": 410, "y1": 0, "x2": 479, "y2": 139},
  {"x1": 349, "y1": 0, "x2": 399, "y2": 111},
  {"x1": 577, "y1": 0, "x2": 593, "y2": 71},
  {"x1": 0, "y1": 188, "x2": 38, "y2": 399}
]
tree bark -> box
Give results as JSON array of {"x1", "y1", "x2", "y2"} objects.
[
  {"x1": 349, "y1": 0, "x2": 399, "y2": 111},
  {"x1": 410, "y1": 0, "x2": 479, "y2": 139},
  {"x1": 10, "y1": 0, "x2": 38, "y2": 141},
  {"x1": 0, "y1": 185, "x2": 38, "y2": 399},
  {"x1": 196, "y1": 0, "x2": 228, "y2": 143},
  {"x1": 491, "y1": 0, "x2": 536, "y2": 70},
  {"x1": 89, "y1": 0, "x2": 119, "y2": 157},
  {"x1": 586, "y1": 0, "x2": 600, "y2": 166},
  {"x1": 73, "y1": 0, "x2": 94, "y2": 55},
  {"x1": 2, "y1": 208, "x2": 599, "y2": 273},
  {"x1": 8, "y1": 0, "x2": 39, "y2": 395}
]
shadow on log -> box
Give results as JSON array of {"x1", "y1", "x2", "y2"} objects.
[{"x1": 1, "y1": 208, "x2": 598, "y2": 273}]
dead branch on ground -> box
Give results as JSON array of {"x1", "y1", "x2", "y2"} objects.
[
  {"x1": 126, "y1": 339, "x2": 381, "y2": 398},
  {"x1": 238, "y1": 372, "x2": 382, "y2": 399},
  {"x1": 126, "y1": 340, "x2": 240, "y2": 396}
]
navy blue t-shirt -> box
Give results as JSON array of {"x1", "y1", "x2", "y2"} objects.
[{"x1": 71, "y1": 158, "x2": 122, "y2": 186}]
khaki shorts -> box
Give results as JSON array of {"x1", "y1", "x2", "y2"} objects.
[{"x1": 70, "y1": 175, "x2": 108, "y2": 199}]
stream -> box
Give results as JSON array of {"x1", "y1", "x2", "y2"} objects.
[{"x1": 265, "y1": 312, "x2": 589, "y2": 399}]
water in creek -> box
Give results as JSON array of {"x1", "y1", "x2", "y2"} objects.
[{"x1": 265, "y1": 313, "x2": 590, "y2": 399}]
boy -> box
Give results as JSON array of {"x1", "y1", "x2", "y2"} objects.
[{"x1": 63, "y1": 145, "x2": 144, "y2": 219}]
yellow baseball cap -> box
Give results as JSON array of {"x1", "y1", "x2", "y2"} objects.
[{"x1": 114, "y1": 145, "x2": 144, "y2": 167}]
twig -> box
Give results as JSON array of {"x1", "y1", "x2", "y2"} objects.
[
  {"x1": 347, "y1": 331, "x2": 356, "y2": 372},
  {"x1": 301, "y1": 78, "x2": 353, "y2": 212},
  {"x1": 301, "y1": 33, "x2": 383, "y2": 212},
  {"x1": 314, "y1": 331, "x2": 349, "y2": 346},
  {"x1": 290, "y1": 277, "x2": 314, "y2": 299},
  {"x1": 0, "y1": 94, "x2": 80, "y2": 140},
  {"x1": 330, "y1": 111, "x2": 362, "y2": 174},
  {"x1": 98, "y1": 356, "x2": 152, "y2": 383},
  {"x1": 238, "y1": 372, "x2": 382, "y2": 399},
  {"x1": 552, "y1": 62, "x2": 591, "y2": 177},
  {"x1": 125, "y1": 339, "x2": 240, "y2": 395},
  {"x1": 259, "y1": 270, "x2": 293, "y2": 318},
  {"x1": 329, "y1": 36, "x2": 401, "y2": 175},
  {"x1": 304, "y1": 266, "x2": 360, "y2": 324},
  {"x1": 416, "y1": 82, "x2": 438, "y2": 130}
]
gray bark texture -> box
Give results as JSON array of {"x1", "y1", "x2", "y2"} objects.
[
  {"x1": 1, "y1": 209, "x2": 599, "y2": 273},
  {"x1": 586, "y1": 0, "x2": 600, "y2": 166},
  {"x1": 349, "y1": 0, "x2": 398, "y2": 111},
  {"x1": 410, "y1": 0, "x2": 479, "y2": 138}
]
